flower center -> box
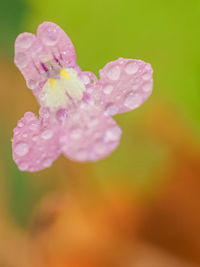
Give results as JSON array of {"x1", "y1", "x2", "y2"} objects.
[{"x1": 39, "y1": 68, "x2": 86, "y2": 111}]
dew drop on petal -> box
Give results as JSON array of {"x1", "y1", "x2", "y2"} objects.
[
  {"x1": 103, "y1": 84, "x2": 113, "y2": 95},
  {"x1": 94, "y1": 142, "x2": 107, "y2": 156},
  {"x1": 70, "y1": 128, "x2": 82, "y2": 140},
  {"x1": 17, "y1": 121, "x2": 24, "y2": 128},
  {"x1": 105, "y1": 127, "x2": 121, "y2": 142},
  {"x1": 107, "y1": 65, "x2": 120, "y2": 81},
  {"x1": 15, "y1": 52, "x2": 28, "y2": 68},
  {"x1": 132, "y1": 85, "x2": 139, "y2": 91},
  {"x1": 19, "y1": 35, "x2": 34, "y2": 49},
  {"x1": 14, "y1": 142, "x2": 29, "y2": 157},
  {"x1": 105, "y1": 104, "x2": 118, "y2": 116},
  {"x1": 56, "y1": 109, "x2": 68, "y2": 122},
  {"x1": 80, "y1": 74, "x2": 90, "y2": 85},
  {"x1": 19, "y1": 162, "x2": 29, "y2": 171},
  {"x1": 43, "y1": 158, "x2": 52, "y2": 168},
  {"x1": 142, "y1": 73, "x2": 151, "y2": 81},
  {"x1": 29, "y1": 122, "x2": 40, "y2": 131},
  {"x1": 142, "y1": 82, "x2": 152, "y2": 92},
  {"x1": 24, "y1": 112, "x2": 35, "y2": 121},
  {"x1": 26, "y1": 79, "x2": 39, "y2": 90},
  {"x1": 32, "y1": 135, "x2": 38, "y2": 142},
  {"x1": 42, "y1": 26, "x2": 59, "y2": 46},
  {"x1": 124, "y1": 92, "x2": 143, "y2": 109},
  {"x1": 125, "y1": 61, "x2": 139, "y2": 75},
  {"x1": 75, "y1": 150, "x2": 88, "y2": 161},
  {"x1": 14, "y1": 128, "x2": 20, "y2": 135},
  {"x1": 41, "y1": 129, "x2": 53, "y2": 140},
  {"x1": 39, "y1": 107, "x2": 50, "y2": 119},
  {"x1": 146, "y1": 63, "x2": 151, "y2": 70}
]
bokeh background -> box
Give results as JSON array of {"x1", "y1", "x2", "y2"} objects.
[{"x1": 0, "y1": 0, "x2": 200, "y2": 266}]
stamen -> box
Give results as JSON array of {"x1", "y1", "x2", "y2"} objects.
[
  {"x1": 39, "y1": 68, "x2": 86, "y2": 111},
  {"x1": 60, "y1": 69, "x2": 71, "y2": 79},
  {"x1": 49, "y1": 78, "x2": 55, "y2": 88}
]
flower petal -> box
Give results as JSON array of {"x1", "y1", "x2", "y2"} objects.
[
  {"x1": 12, "y1": 112, "x2": 61, "y2": 172},
  {"x1": 14, "y1": 22, "x2": 77, "y2": 94},
  {"x1": 15, "y1": 32, "x2": 46, "y2": 92},
  {"x1": 37, "y1": 22, "x2": 76, "y2": 69},
  {"x1": 60, "y1": 105, "x2": 122, "y2": 162},
  {"x1": 90, "y1": 58, "x2": 153, "y2": 115}
]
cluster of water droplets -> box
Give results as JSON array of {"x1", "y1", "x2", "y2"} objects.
[
  {"x1": 96, "y1": 58, "x2": 153, "y2": 116},
  {"x1": 12, "y1": 111, "x2": 60, "y2": 171},
  {"x1": 60, "y1": 106, "x2": 121, "y2": 162}
]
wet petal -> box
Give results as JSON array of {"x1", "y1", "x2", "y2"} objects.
[
  {"x1": 90, "y1": 58, "x2": 153, "y2": 115},
  {"x1": 37, "y1": 22, "x2": 76, "y2": 69},
  {"x1": 15, "y1": 33, "x2": 45, "y2": 92},
  {"x1": 60, "y1": 105, "x2": 122, "y2": 162},
  {"x1": 12, "y1": 112, "x2": 61, "y2": 172},
  {"x1": 14, "y1": 22, "x2": 77, "y2": 94}
]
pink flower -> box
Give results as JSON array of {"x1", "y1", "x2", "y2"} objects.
[{"x1": 12, "y1": 22, "x2": 153, "y2": 172}]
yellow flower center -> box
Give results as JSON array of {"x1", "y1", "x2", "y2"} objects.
[{"x1": 39, "y1": 68, "x2": 86, "y2": 111}]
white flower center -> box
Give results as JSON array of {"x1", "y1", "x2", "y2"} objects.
[{"x1": 39, "y1": 68, "x2": 86, "y2": 111}]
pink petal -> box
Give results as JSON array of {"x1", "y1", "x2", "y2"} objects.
[
  {"x1": 14, "y1": 33, "x2": 46, "y2": 93},
  {"x1": 90, "y1": 58, "x2": 153, "y2": 116},
  {"x1": 37, "y1": 22, "x2": 76, "y2": 68},
  {"x1": 12, "y1": 112, "x2": 61, "y2": 172},
  {"x1": 14, "y1": 22, "x2": 77, "y2": 94},
  {"x1": 60, "y1": 105, "x2": 122, "y2": 162}
]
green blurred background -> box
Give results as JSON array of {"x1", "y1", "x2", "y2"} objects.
[{"x1": 0, "y1": 0, "x2": 200, "y2": 266}]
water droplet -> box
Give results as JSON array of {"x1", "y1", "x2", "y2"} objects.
[
  {"x1": 105, "y1": 104, "x2": 118, "y2": 116},
  {"x1": 70, "y1": 128, "x2": 82, "y2": 140},
  {"x1": 18, "y1": 121, "x2": 24, "y2": 128},
  {"x1": 14, "y1": 128, "x2": 20, "y2": 135},
  {"x1": 41, "y1": 129, "x2": 53, "y2": 140},
  {"x1": 26, "y1": 79, "x2": 39, "y2": 90},
  {"x1": 107, "y1": 65, "x2": 120, "y2": 81},
  {"x1": 142, "y1": 82, "x2": 152, "y2": 92},
  {"x1": 56, "y1": 109, "x2": 68, "y2": 122},
  {"x1": 43, "y1": 158, "x2": 52, "y2": 168},
  {"x1": 145, "y1": 63, "x2": 151, "y2": 70},
  {"x1": 22, "y1": 133, "x2": 28, "y2": 138},
  {"x1": 94, "y1": 142, "x2": 107, "y2": 155},
  {"x1": 132, "y1": 85, "x2": 139, "y2": 91},
  {"x1": 39, "y1": 107, "x2": 50, "y2": 119},
  {"x1": 80, "y1": 74, "x2": 90, "y2": 85},
  {"x1": 39, "y1": 92, "x2": 47, "y2": 102},
  {"x1": 42, "y1": 26, "x2": 59, "y2": 46},
  {"x1": 29, "y1": 122, "x2": 40, "y2": 131},
  {"x1": 24, "y1": 112, "x2": 35, "y2": 121},
  {"x1": 105, "y1": 127, "x2": 121, "y2": 142},
  {"x1": 142, "y1": 73, "x2": 151, "y2": 81},
  {"x1": 19, "y1": 162, "x2": 29, "y2": 171},
  {"x1": 125, "y1": 61, "x2": 138, "y2": 75},
  {"x1": 32, "y1": 135, "x2": 38, "y2": 142},
  {"x1": 75, "y1": 150, "x2": 88, "y2": 161},
  {"x1": 103, "y1": 84, "x2": 113, "y2": 95},
  {"x1": 124, "y1": 92, "x2": 143, "y2": 109},
  {"x1": 18, "y1": 35, "x2": 34, "y2": 49},
  {"x1": 14, "y1": 142, "x2": 29, "y2": 157},
  {"x1": 15, "y1": 52, "x2": 28, "y2": 68}
]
